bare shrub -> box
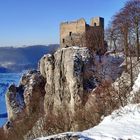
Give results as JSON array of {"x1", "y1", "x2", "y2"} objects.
[{"x1": 43, "y1": 110, "x2": 73, "y2": 135}]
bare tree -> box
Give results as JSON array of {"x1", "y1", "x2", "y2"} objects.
[
  {"x1": 124, "y1": 0, "x2": 140, "y2": 60},
  {"x1": 105, "y1": 23, "x2": 122, "y2": 52}
]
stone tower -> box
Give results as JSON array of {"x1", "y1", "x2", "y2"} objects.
[{"x1": 90, "y1": 17, "x2": 104, "y2": 28}]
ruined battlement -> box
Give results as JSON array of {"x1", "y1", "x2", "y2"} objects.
[{"x1": 60, "y1": 18, "x2": 86, "y2": 26}]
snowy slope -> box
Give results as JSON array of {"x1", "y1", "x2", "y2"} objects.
[
  {"x1": 82, "y1": 104, "x2": 140, "y2": 140},
  {"x1": 35, "y1": 104, "x2": 140, "y2": 140}
]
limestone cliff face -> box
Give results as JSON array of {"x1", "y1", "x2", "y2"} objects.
[
  {"x1": 5, "y1": 84, "x2": 25, "y2": 121},
  {"x1": 3, "y1": 46, "x2": 96, "y2": 140},
  {"x1": 20, "y1": 71, "x2": 46, "y2": 116},
  {"x1": 39, "y1": 47, "x2": 95, "y2": 113},
  {"x1": 5, "y1": 70, "x2": 45, "y2": 122}
]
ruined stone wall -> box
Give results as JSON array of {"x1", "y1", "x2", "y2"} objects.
[
  {"x1": 60, "y1": 18, "x2": 86, "y2": 48},
  {"x1": 60, "y1": 17, "x2": 105, "y2": 52}
]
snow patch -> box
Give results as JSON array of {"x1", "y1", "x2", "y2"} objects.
[{"x1": 128, "y1": 73, "x2": 140, "y2": 102}]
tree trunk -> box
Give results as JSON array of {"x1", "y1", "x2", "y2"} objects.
[
  {"x1": 130, "y1": 51, "x2": 133, "y2": 90},
  {"x1": 124, "y1": 32, "x2": 128, "y2": 72},
  {"x1": 136, "y1": 22, "x2": 140, "y2": 61}
]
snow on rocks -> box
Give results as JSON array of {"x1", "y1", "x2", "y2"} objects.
[
  {"x1": 128, "y1": 72, "x2": 140, "y2": 103},
  {"x1": 132, "y1": 73, "x2": 140, "y2": 93}
]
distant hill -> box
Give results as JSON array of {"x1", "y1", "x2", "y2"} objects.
[
  {"x1": 0, "y1": 67, "x2": 9, "y2": 73},
  {"x1": 0, "y1": 44, "x2": 59, "y2": 72}
]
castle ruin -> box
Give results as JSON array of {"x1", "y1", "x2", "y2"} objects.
[{"x1": 60, "y1": 17, "x2": 106, "y2": 53}]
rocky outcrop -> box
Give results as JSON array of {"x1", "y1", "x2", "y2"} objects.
[
  {"x1": 34, "y1": 133, "x2": 80, "y2": 140},
  {"x1": 5, "y1": 84, "x2": 25, "y2": 121},
  {"x1": 2, "y1": 46, "x2": 97, "y2": 139},
  {"x1": 5, "y1": 70, "x2": 45, "y2": 121},
  {"x1": 39, "y1": 46, "x2": 95, "y2": 114},
  {"x1": 20, "y1": 70, "x2": 46, "y2": 116},
  {"x1": 3, "y1": 70, "x2": 46, "y2": 140}
]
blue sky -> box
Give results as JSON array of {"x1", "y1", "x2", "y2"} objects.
[{"x1": 0, "y1": 0, "x2": 128, "y2": 46}]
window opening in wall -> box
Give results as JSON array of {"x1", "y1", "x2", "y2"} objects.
[
  {"x1": 69, "y1": 32, "x2": 72, "y2": 36},
  {"x1": 62, "y1": 39, "x2": 65, "y2": 43}
]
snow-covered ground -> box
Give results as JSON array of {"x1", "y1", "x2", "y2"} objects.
[
  {"x1": 0, "y1": 72, "x2": 22, "y2": 127},
  {"x1": 35, "y1": 104, "x2": 140, "y2": 140}
]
